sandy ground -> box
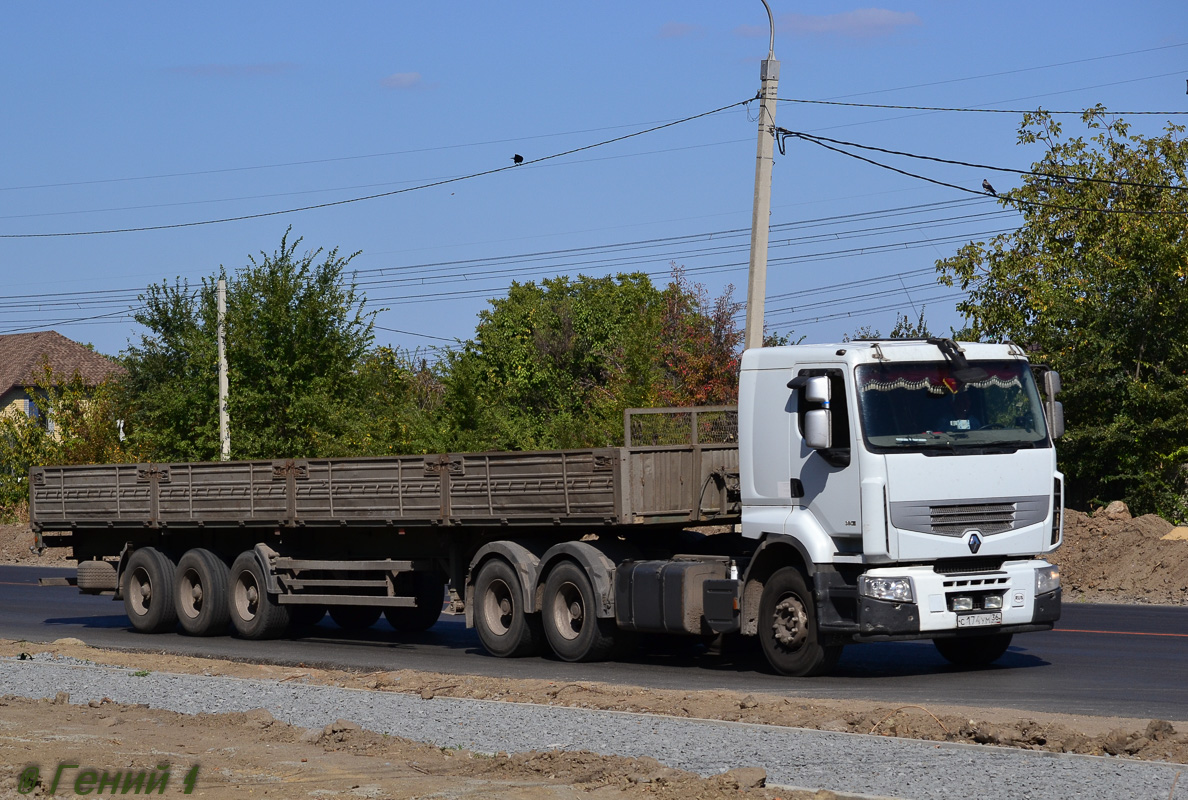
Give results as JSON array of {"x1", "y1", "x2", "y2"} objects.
[{"x1": 3, "y1": 507, "x2": 1187, "y2": 797}]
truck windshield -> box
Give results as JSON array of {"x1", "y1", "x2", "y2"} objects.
[{"x1": 855, "y1": 360, "x2": 1049, "y2": 453}]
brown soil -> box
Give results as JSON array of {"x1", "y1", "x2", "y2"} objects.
[
  {"x1": 0, "y1": 524, "x2": 73, "y2": 565},
  {"x1": 0, "y1": 693, "x2": 835, "y2": 800},
  {"x1": 4, "y1": 638, "x2": 1188, "y2": 771},
  {"x1": 1050, "y1": 508, "x2": 1188, "y2": 605}
]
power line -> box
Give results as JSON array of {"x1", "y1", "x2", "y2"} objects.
[
  {"x1": 0, "y1": 98, "x2": 752, "y2": 239},
  {"x1": 781, "y1": 131, "x2": 1188, "y2": 216},
  {"x1": 372, "y1": 324, "x2": 457, "y2": 343},
  {"x1": 780, "y1": 98, "x2": 1188, "y2": 116},
  {"x1": 823, "y1": 42, "x2": 1188, "y2": 100},
  {"x1": 783, "y1": 129, "x2": 1188, "y2": 193}
]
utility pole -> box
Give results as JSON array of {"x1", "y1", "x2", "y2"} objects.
[
  {"x1": 743, "y1": 0, "x2": 780, "y2": 351},
  {"x1": 217, "y1": 278, "x2": 230, "y2": 461}
]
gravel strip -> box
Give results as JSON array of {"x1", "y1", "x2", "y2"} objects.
[{"x1": 1, "y1": 657, "x2": 1184, "y2": 800}]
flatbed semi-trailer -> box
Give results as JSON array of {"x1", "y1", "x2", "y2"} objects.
[{"x1": 31, "y1": 341, "x2": 1066, "y2": 676}]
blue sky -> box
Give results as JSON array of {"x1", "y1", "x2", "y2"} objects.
[{"x1": 1, "y1": 2, "x2": 1184, "y2": 358}]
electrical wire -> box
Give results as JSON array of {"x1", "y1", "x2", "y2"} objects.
[
  {"x1": 781, "y1": 131, "x2": 1188, "y2": 217},
  {"x1": 779, "y1": 98, "x2": 1188, "y2": 116},
  {"x1": 0, "y1": 98, "x2": 752, "y2": 239},
  {"x1": 783, "y1": 129, "x2": 1188, "y2": 193}
]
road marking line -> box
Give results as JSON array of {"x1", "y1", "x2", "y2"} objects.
[{"x1": 1058, "y1": 628, "x2": 1188, "y2": 638}]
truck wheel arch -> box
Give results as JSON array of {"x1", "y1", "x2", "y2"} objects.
[
  {"x1": 465, "y1": 541, "x2": 545, "y2": 628},
  {"x1": 741, "y1": 534, "x2": 815, "y2": 636},
  {"x1": 535, "y1": 540, "x2": 638, "y2": 619}
]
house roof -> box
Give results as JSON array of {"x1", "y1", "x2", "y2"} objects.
[{"x1": 0, "y1": 331, "x2": 123, "y2": 395}]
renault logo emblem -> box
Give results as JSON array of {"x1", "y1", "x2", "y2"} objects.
[{"x1": 967, "y1": 532, "x2": 983, "y2": 554}]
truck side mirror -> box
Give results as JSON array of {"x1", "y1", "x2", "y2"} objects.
[
  {"x1": 1047, "y1": 400, "x2": 1064, "y2": 440},
  {"x1": 804, "y1": 409, "x2": 832, "y2": 449},
  {"x1": 1043, "y1": 371, "x2": 1062, "y2": 397},
  {"x1": 804, "y1": 375, "x2": 831, "y2": 405}
]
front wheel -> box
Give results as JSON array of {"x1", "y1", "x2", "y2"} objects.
[
  {"x1": 473, "y1": 558, "x2": 542, "y2": 657},
  {"x1": 541, "y1": 561, "x2": 617, "y2": 662},
  {"x1": 934, "y1": 633, "x2": 1013, "y2": 668},
  {"x1": 757, "y1": 567, "x2": 843, "y2": 677}
]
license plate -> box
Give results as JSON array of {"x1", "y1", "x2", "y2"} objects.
[{"x1": 957, "y1": 611, "x2": 1002, "y2": 628}]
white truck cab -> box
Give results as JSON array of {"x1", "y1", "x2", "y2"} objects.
[{"x1": 735, "y1": 338, "x2": 1063, "y2": 675}]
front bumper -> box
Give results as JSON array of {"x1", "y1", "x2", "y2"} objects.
[{"x1": 851, "y1": 561, "x2": 1061, "y2": 642}]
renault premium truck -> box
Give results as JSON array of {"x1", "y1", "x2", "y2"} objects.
[{"x1": 30, "y1": 338, "x2": 1063, "y2": 677}]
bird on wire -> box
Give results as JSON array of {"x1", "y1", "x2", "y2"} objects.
[
  {"x1": 982, "y1": 179, "x2": 997, "y2": 196},
  {"x1": 512, "y1": 154, "x2": 524, "y2": 165}
]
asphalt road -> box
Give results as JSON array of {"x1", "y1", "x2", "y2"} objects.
[{"x1": 3, "y1": 564, "x2": 1186, "y2": 720}]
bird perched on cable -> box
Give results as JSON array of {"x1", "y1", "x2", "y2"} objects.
[
  {"x1": 512, "y1": 154, "x2": 524, "y2": 165},
  {"x1": 982, "y1": 179, "x2": 997, "y2": 196}
]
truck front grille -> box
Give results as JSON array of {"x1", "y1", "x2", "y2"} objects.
[{"x1": 929, "y1": 502, "x2": 1015, "y2": 536}]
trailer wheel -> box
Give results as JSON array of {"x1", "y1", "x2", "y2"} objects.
[
  {"x1": 229, "y1": 551, "x2": 290, "y2": 639},
  {"x1": 174, "y1": 549, "x2": 230, "y2": 636},
  {"x1": 541, "y1": 560, "x2": 617, "y2": 662},
  {"x1": 122, "y1": 548, "x2": 177, "y2": 634},
  {"x1": 384, "y1": 572, "x2": 445, "y2": 633},
  {"x1": 288, "y1": 605, "x2": 326, "y2": 630},
  {"x1": 757, "y1": 567, "x2": 843, "y2": 677},
  {"x1": 473, "y1": 558, "x2": 542, "y2": 657},
  {"x1": 329, "y1": 605, "x2": 382, "y2": 631},
  {"x1": 934, "y1": 633, "x2": 1013, "y2": 668}
]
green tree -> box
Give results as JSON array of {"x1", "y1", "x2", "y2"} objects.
[
  {"x1": 121, "y1": 230, "x2": 375, "y2": 460},
  {"x1": 0, "y1": 365, "x2": 131, "y2": 516},
  {"x1": 937, "y1": 108, "x2": 1188, "y2": 518}
]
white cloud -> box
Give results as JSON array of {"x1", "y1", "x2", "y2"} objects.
[
  {"x1": 168, "y1": 63, "x2": 298, "y2": 78},
  {"x1": 736, "y1": 8, "x2": 921, "y2": 40},
  {"x1": 658, "y1": 21, "x2": 699, "y2": 40},
  {"x1": 783, "y1": 8, "x2": 922, "y2": 38},
  {"x1": 381, "y1": 72, "x2": 423, "y2": 90}
]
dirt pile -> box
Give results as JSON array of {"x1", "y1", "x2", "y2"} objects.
[
  {"x1": 0, "y1": 693, "x2": 840, "y2": 800},
  {"x1": 0, "y1": 523, "x2": 73, "y2": 565},
  {"x1": 1050, "y1": 504, "x2": 1188, "y2": 605}
]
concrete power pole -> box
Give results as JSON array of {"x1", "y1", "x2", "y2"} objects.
[
  {"x1": 217, "y1": 278, "x2": 231, "y2": 461},
  {"x1": 743, "y1": 0, "x2": 780, "y2": 351}
]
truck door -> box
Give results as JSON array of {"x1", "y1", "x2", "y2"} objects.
[{"x1": 790, "y1": 367, "x2": 861, "y2": 541}]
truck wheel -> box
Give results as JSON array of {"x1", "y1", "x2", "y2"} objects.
[
  {"x1": 758, "y1": 567, "x2": 843, "y2": 677},
  {"x1": 329, "y1": 605, "x2": 382, "y2": 631},
  {"x1": 174, "y1": 549, "x2": 230, "y2": 636},
  {"x1": 934, "y1": 633, "x2": 1013, "y2": 668},
  {"x1": 122, "y1": 548, "x2": 177, "y2": 634},
  {"x1": 473, "y1": 558, "x2": 542, "y2": 657},
  {"x1": 229, "y1": 551, "x2": 290, "y2": 639},
  {"x1": 384, "y1": 572, "x2": 445, "y2": 633},
  {"x1": 77, "y1": 560, "x2": 118, "y2": 594},
  {"x1": 288, "y1": 605, "x2": 326, "y2": 630},
  {"x1": 541, "y1": 561, "x2": 617, "y2": 662}
]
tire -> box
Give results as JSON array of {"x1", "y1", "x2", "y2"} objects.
[
  {"x1": 288, "y1": 604, "x2": 326, "y2": 629},
  {"x1": 229, "y1": 551, "x2": 290, "y2": 639},
  {"x1": 384, "y1": 572, "x2": 445, "y2": 633},
  {"x1": 174, "y1": 549, "x2": 231, "y2": 636},
  {"x1": 329, "y1": 605, "x2": 382, "y2": 631},
  {"x1": 77, "y1": 560, "x2": 118, "y2": 594},
  {"x1": 757, "y1": 567, "x2": 843, "y2": 677},
  {"x1": 473, "y1": 558, "x2": 543, "y2": 658},
  {"x1": 541, "y1": 560, "x2": 617, "y2": 662},
  {"x1": 121, "y1": 548, "x2": 177, "y2": 634},
  {"x1": 934, "y1": 633, "x2": 1013, "y2": 668}
]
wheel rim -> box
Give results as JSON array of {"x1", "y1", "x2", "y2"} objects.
[
  {"x1": 481, "y1": 577, "x2": 514, "y2": 636},
  {"x1": 178, "y1": 567, "x2": 203, "y2": 620},
  {"x1": 549, "y1": 581, "x2": 584, "y2": 641},
  {"x1": 771, "y1": 592, "x2": 809, "y2": 651},
  {"x1": 234, "y1": 569, "x2": 260, "y2": 622},
  {"x1": 128, "y1": 566, "x2": 152, "y2": 616}
]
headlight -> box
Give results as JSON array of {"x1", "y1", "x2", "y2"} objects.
[
  {"x1": 860, "y1": 575, "x2": 915, "y2": 603},
  {"x1": 1035, "y1": 564, "x2": 1060, "y2": 595}
]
